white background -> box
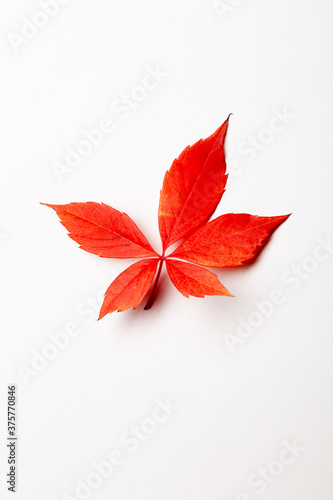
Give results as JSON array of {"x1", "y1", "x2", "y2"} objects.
[{"x1": 1, "y1": 0, "x2": 333, "y2": 499}]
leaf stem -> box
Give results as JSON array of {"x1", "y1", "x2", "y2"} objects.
[{"x1": 144, "y1": 258, "x2": 164, "y2": 310}]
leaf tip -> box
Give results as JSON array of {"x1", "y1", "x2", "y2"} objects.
[
  {"x1": 40, "y1": 202, "x2": 58, "y2": 211},
  {"x1": 275, "y1": 213, "x2": 292, "y2": 228},
  {"x1": 98, "y1": 310, "x2": 106, "y2": 321}
]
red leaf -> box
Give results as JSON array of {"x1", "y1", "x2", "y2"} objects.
[
  {"x1": 99, "y1": 259, "x2": 159, "y2": 318},
  {"x1": 166, "y1": 259, "x2": 232, "y2": 298},
  {"x1": 44, "y1": 117, "x2": 290, "y2": 317},
  {"x1": 158, "y1": 117, "x2": 230, "y2": 250},
  {"x1": 43, "y1": 202, "x2": 157, "y2": 258},
  {"x1": 170, "y1": 213, "x2": 291, "y2": 267}
]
